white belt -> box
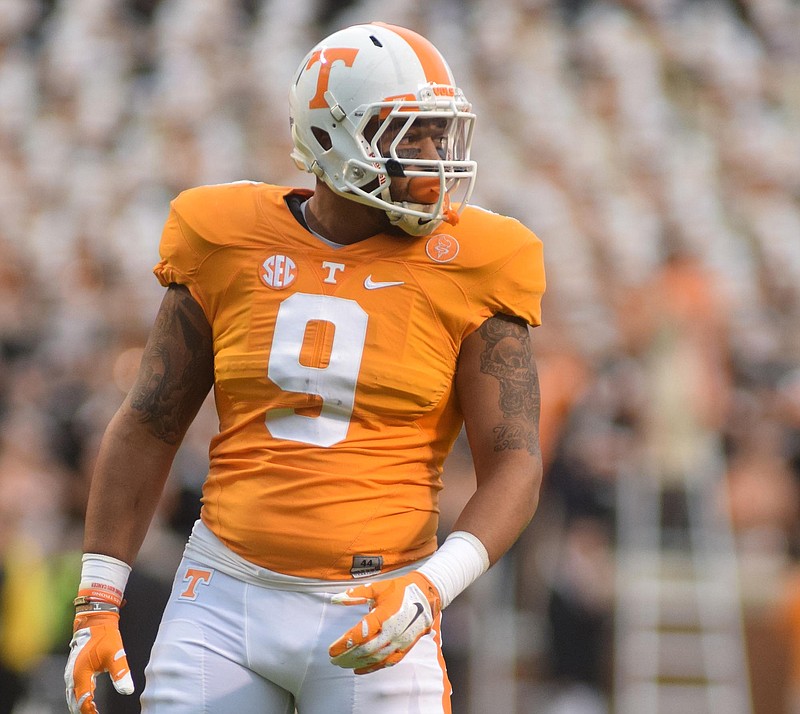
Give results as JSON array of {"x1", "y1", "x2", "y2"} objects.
[{"x1": 183, "y1": 519, "x2": 426, "y2": 593}]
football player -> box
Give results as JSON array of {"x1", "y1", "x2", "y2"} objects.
[{"x1": 65, "y1": 21, "x2": 545, "y2": 714}]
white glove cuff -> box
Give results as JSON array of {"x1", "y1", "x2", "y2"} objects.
[
  {"x1": 417, "y1": 531, "x2": 490, "y2": 610},
  {"x1": 79, "y1": 553, "x2": 131, "y2": 599}
]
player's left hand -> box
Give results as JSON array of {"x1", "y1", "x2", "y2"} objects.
[{"x1": 328, "y1": 571, "x2": 441, "y2": 674}]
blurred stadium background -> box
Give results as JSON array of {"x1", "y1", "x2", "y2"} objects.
[{"x1": 1, "y1": 0, "x2": 799, "y2": 712}]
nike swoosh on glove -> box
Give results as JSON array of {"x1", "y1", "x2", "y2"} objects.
[
  {"x1": 65, "y1": 611, "x2": 134, "y2": 714},
  {"x1": 328, "y1": 571, "x2": 441, "y2": 674}
]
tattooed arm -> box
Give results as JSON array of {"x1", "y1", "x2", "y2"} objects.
[
  {"x1": 83, "y1": 284, "x2": 214, "y2": 564},
  {"x1": 452, "y1": 313, "x2": 542, "y2": 565}
]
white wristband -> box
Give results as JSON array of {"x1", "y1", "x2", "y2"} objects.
[
  {"x1": 417, "y1": 531, "x2": 490, "y2": 609},
  {"x1": 79, "y1": 553, "x2": 131, "y2": 598}
]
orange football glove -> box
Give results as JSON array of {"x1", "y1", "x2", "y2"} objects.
[
  {"x1": 328, "y1": 571, "x2": 441, "y2": 674},
  {"x1": 65, "y1": 609, "x2": 134, "y2": 714}
]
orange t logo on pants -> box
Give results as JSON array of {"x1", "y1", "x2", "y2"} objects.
[{"x1": 179, "y1": 568, "x2": 213, "y2": 600}]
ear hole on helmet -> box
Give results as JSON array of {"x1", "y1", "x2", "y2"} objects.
[{"x1": 311, "y1": 126, "x2": 332, "y2": 150}]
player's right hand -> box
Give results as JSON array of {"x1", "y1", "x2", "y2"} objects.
[
  {"x1": 329, "y1": 571, "x2": 441, "y2": 674},
  {"x1": 65, "y1": 610, "x2": 134, "y2": 714}
]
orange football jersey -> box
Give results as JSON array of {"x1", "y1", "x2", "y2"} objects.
[{"x1": 154, "y1": 182, "x2": 545, "y2": 579}]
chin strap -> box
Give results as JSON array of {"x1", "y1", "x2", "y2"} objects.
[
  {"x1": 385, "y1": 174, "x2": 460, "y2": 235},
  {"x1": 388, "y1": 211, "x2": 442, "y2": 236},
  {"x1": 387, "y1": 195, "x2": 459, "y2": 236}
]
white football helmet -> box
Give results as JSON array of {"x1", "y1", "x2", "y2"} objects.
[{"x1": 289, "y1": 22, "x2": 477, "y2": 236}]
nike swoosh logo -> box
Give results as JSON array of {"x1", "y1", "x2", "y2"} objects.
[
  {"x1": 401, "y1": 602, "x2": 425, "y2": 634},
  {"x1": 364, "y1": 275, "x2": 404, "y2": 290}
]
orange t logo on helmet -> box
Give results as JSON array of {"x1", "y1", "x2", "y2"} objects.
[{"x1": 305, "y1": 48, "x2": 359, "y2": 109}]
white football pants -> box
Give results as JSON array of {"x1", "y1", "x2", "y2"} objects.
[{"x1": 140, "y1": 556, "x2": 452, "y2": 713}]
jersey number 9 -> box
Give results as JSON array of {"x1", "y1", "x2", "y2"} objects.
[{"x1": 265, "y1": 293, "x2": 369, "y2": 447}]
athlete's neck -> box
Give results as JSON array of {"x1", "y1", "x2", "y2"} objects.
[{"x1": 304, "y1": 181, "x2": 397, "y2": 245}]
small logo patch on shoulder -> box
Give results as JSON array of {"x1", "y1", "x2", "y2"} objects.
[
  {"x1": 425, "y1": 235, "x2": 459, "y2": 263},
  {"x1": 351, "y1": 555, "x2": 384, "y2": 579}
]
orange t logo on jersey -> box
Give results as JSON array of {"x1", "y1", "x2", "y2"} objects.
[
  {"x1": 305, "y1": 48, "x2": 359, "y2": 109},
  {"x1": 179, "y1": 568, "x2": 213, "y2": 600}
]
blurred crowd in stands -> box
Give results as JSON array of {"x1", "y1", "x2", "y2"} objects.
[{"x1": 1, "y1": 0, "x2": 799, "y2": 712}]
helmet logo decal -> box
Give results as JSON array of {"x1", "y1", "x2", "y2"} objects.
[
  {"x1": 425, "y1": 235, "x2": 460, "y2": 263},
  {"x1": 260, "y1": 254, "x2": 297, "y2": 289},
  {"x1": 306, "y1": 48, "x2": 359, "y2": 109}
]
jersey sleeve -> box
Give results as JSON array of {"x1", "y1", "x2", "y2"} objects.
[
  {"x1": 153, "y1": 204, "x2": 198, "y2": 287},
  {"x1": 153, "y1": 183, "x2": 262, "y2": 321},
  {"x1": 465, "y1": 215, "x2": 546, "y2": 330}
]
